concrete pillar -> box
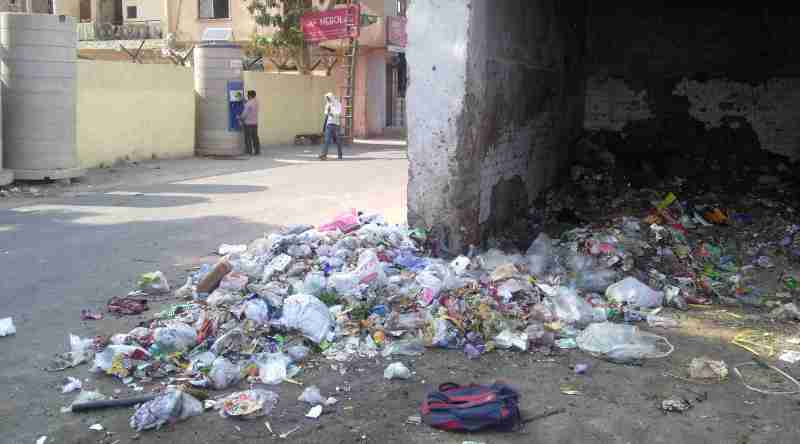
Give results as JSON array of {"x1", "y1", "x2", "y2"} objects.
[{"x1": 406, "y1": 0, "x2": 586, "y2": 252}]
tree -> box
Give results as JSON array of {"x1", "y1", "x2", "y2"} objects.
[{"x1": 246, "y1": 0, "x2": 314, "y2": 73}]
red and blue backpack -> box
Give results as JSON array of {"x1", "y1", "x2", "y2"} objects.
[{"x1": 419, "y1": 382, "x2": 522, "y2": 432}]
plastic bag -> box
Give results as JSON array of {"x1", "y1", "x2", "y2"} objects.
[
  {"x1": 355, "y1": 249, "x2": 385, "y2": 286},
  {"x1": 249, "y1": 281, "x2": 288, "y2": 308},
  {"x1": 549, "y1": 287, "x2": 595, "y2": 326},
  {"x1": 527, "y1": 233, "x2": 553, "y2": 276},
  {"x1": 606, "y1": 277, "x2": 664, "y2": 308},
  {"x1": 450, "y1": 256, "x2": 470, "y2": 275},
  {"x1": 494, "y1": 330, "x2": 528, "y2": 351},
  {"x1": 207, "y1": 288, "x2": 243, "y2": 307},
  {"x1": 330, "y1": 272, "x2": 360, "y2": 297},
  {"x1": 287, "y1": 345, "x2": 310, "y2": 362},
  {"x1": 210, "y1": 328, "x2": 246, "y2": 355},
  {"x1": 218, "y1": 244, "x2": 247, "y2": 255},
  {"x1": 298, "y1": 385, "x2": 325, "y2": 404},
  {"x1": 130, "y1": 390, "x2": 202, "y2": 432},
  {"x1": 219, "y1": 272, "x2": 249, "y2": 292},
  {"x1": 318, "y1": 209, "x2": 360, "y2": 233},
  {"x1": 62, "y1": 390, "x2": 107, "y2": 413},
  {"x1": 244, "y1": 299, "x2": 270, "y2": 325},
  {"x1": 153, "y1": 322, "x2": 197, "y2": 352},
  {"x1": 576, "y1": 322, "x2": 674, "y2": 362},
  {"x1": 288, "y1": 244, "x2": 313, "y2": 258},
  {"x1": 174, "y1": 276, "x2": 194, "y2": 299},
  {"x1": 0, "y1": 317, "x2": 15, "y2": 336},
  {"x1": 229, "y1": 254, "x2": 264, "y2": 278},
  {"x1": 388, "y1": 311, "x2": 427, "y2": 331},
  {"x1": 62, "y1": 376, "x2": 82, "y2": 393},
  {"x1": 416, "y1": 271, "x2": 443, "y2": 305},
  {"x1": 256, "y1": 353, "x2": 291, "y2": 385},
  {"x1": 480, "y1": 249, "x2": 526, "y2": 271},
  {"x1": 384, "y1": 362, "x2": 411, "y2": 380},
  {"x1": 92, "y1": 345, "x2": 149, "y2": 377},
  {"x1": 394, "y1": 249, "x2": 429, "y2": 272},
  {"x1": 218, "y1": 389, "x2": 279, "y2": 419},
  {"x1": 280, "y1": 294, "x2": 333, "y2": 343},
  {"x1": 302, "y1": 272, "x2": 327, "y2": 297},
  {"x1": 382, "y1": 338, "x2": 425, "y2": 357},
  {"x1": 208, "y1": 357, "x2": 241, "y2": 389},
  {"x1": 429, "y1": 318, "x2": 459, "y2": 349},
  {"x1": 137, "y1": 271, "x2": 170, "y2": 294},
  {"x1": 188, "y1": 351, "x2": 216, "y2": 372}
]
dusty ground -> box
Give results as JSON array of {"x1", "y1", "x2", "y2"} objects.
[{"x1": 3, "y1": 141, "x2": 800, "y2": 444}]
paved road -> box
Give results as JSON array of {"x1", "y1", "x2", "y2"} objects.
[{"x1": 0, "y1": 143, "x2": 407, "y2": 443}]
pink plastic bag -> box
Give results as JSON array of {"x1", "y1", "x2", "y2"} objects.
[{"x1": 318, "y1": 209, "x2": 360, "y2": 233}]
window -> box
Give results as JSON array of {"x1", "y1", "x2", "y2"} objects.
[
  {"x1": 199, "y1": 0, "x2": 230, "y2": 19},
  {"x1": 127, "y1": 6, "x2": 137, "y2": 19}
]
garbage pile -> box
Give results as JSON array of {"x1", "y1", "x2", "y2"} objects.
[{"x1": 52, "y1": 183, "x2": 800, "y2": 430}]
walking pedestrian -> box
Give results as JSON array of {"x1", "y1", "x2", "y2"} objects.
[
  {"x1": 320, "y1": 92, "x2": 343, "y2": 160},
  {"x1": 239, "y1": 90, "x2": 260, "y2": 156}
]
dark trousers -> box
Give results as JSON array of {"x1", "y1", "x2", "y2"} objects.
[
  {"x1": 322, "y1": 124, "x2": 342, "y2": 158},
  {"x1": 244, "y1": 124, "x2": 260, "y2": 155}
]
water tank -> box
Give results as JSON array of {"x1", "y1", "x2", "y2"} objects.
[
  {"x1": 194, "y1": 43, "x2": 244, "y2": 156},
  {"x1": 0, "y1": 13, "x2": 83, "y2": 180}
]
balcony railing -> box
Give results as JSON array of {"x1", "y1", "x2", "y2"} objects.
[{"x1": 78, "y1": 20, "x2": 163, "y2": 41}]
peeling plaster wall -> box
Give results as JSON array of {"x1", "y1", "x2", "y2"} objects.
[
  {"x1": 674, "y1": 78, "x2": 800, "y2": 160},
  {"x1": 585, "y1": 5, "x2": 800, "y2": 161}
]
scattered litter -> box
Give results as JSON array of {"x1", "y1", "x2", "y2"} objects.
[
  {"x1": 734, "y1": 361, "x2": 800, "y2": 395},
  {"x1": 36, "y1": 436, "x2": 47, "y2": 444},
  {"x1": 560, "y1": 385, "x2": 582, "y2": 396},
  {"x1": 218, "y1": 389, "x2": 279, "y2": 419},
  {"x1": 384, "y1": 362, "x2": 412, "y2": 380},
  {"x1": 107, "y1": 296, "x2": 148, "y2": 315},
  {"x1": 80, "y1": 309, "x2": 103, "y2": 321},
  {"x1": 0, "y1": 317, "x2": 16, "y2": 336},
  {"x1": 89, "y1": 424, "x2": 104, "y2": 431},
  {"x1": 61, "y1": 390, "x2": 108, "y2": 413},
  {"x1": 661, "y1": 398, "x2": 692, "y2": 413},
  {"x1": 688, "y1": 357, "x2": 728, "y2": 381},
  {"x1": 218, "y1": 244, "x2": 247, "y2": 255},
  {"x1": 574, "y1": 363, "x2": 590, "y2": 375},
  {"x1": 778, "y1": 351, "x2": 800, "y2": 364},
  {"x1": 298, "y1": 386, "x2": 325, "y2": 405},
  {"x1": 305, "y1": 405, "x2": 323, "y2": 419},
  {"x1": 732, "y1": 330, "x2": 775, "y2": 358},
  {"x1": 61, "y1": 377, "x2": 82, "y2": 393},
  {"x1": 130, "y1": 390, "x2": 203, "y2": 431},
  {"x1": 137, "y1": 271, "x2": 170, "y2": 294}
]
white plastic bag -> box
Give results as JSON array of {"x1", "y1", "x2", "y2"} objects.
[
  {"x1": 280, "y1": 294, "x2": 333, "y2": 343},
  {"x1": 218, "y1": 244, "x2": 247, "y2": 255},
  {"x1": 355, "y1": 249, "x2": 385, "y2": 286},
  {"x1": 450, "y1": 256, "x2": 470, "y2": 275},
  {"x1": 153, "y1": 322, "x2": 197, "y2": 352},
  {"x1": 244, "y1": 299, "x2": 270, "y2": 325},
  {"x1": 219, "y1": 272, "x2": 249, "y2": 292},
  {"x1": 137, "y1": 271, "x2": 170, "y2": 294},
  {"x1": 256, "y1": 353, "x2": 291, "y2": 385},
  {"x1": 527, "y1": 233, "x2": 553, "y2": 276},
  {"x1": 549, "y1": 287, "x2": 595, "y2": 326},
  {"x1": 0, "y1": 317, "x2": 16, "y2": 336},
  {"x1": 218, "y1": 389, "x2": 279, "y2": 419},
  {"x1": 298, "y1": 385, "x2": 325, "y2": 404},
  {"x1": 207, "y1": 288, "x2": 243, "y2": 307},
  {"x1": 383, "y1": 362, "x2": 411, "y2": 380},
  {"x1": 606, "y1": 277, "x2": 664, "y2": 308},
  {"x1": 208, "y1": 357, "x2": 241, "y2": 389},
  {"x1": 494, "y1": 330, "x2": 528, "y2": 351},
  {"x1": 576, "y1": 322, "x2": 673, "y2": 362},
  {"x1": 302, "y1": 272, "x2": 327, "y2": 297},
  {"x1": 130, "y1": 390, "x2": 202, "y2": 432}
]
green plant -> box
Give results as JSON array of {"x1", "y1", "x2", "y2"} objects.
[
  {"x1": 246, "y1": 0, "x2": 314, "y2": 73},
  {"x1": 318, "y1": 289, "x2": 340, "y2": 306}
]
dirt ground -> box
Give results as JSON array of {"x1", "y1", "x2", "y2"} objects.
[{"x1": 22, "y1": 306, "x2": 800, "y2": 444}]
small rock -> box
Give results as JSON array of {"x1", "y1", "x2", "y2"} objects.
[{"x1": 758, "y1": 175, "x2": 780, "y2": 185}]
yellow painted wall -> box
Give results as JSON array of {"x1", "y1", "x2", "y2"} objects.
[
  {"x1": 166, "y1": 0, "x2": 272, "y2": 43},
  {"x1": 243, "y1": 72, "x2": 337, "y2": 145},
  {"x1": 76, "y1": 61, "x2": 195, "y2": 168}
]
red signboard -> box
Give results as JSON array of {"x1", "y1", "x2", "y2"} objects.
[
  {"x1": 300, "y1": 5, "x2": 360, "y2": 43},
  {"x1": 386, "y1": 16, "x2": 407, "y2": 48}
]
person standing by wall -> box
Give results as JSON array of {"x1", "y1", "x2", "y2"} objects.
[
  {"x1": 239, "y1": 90, "x2": 260, "y2": 156},
  {"x1": 320, "y1": 92, "x2": 343, "y2": 160}
]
